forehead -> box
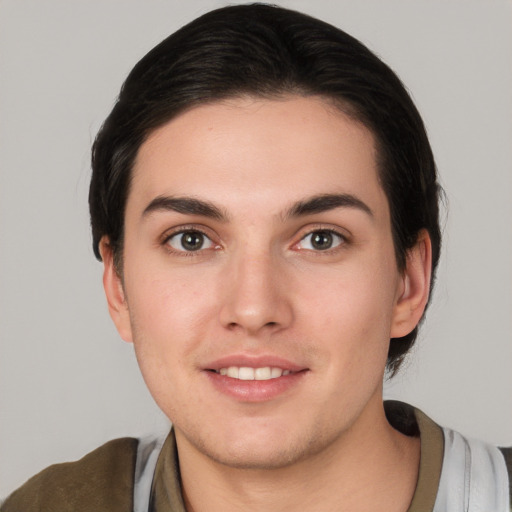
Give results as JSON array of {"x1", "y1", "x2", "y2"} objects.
[{"x1": 129, "y1": 95, "x2": 387, "y2": 220}]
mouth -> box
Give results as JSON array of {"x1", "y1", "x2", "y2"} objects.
[
  {"x1": 203, "y1": 358, "x2": 308, "y2": 402},
  {"x1": 211, "y1": 366, "x2": 294, "y2": 381}
]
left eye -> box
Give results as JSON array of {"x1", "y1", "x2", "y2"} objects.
[
  {"x1": 166, "y1": 231, "x2": 214, "y2": 252},
  {"x1": 297, "y1": 230, "x2": 344, "y2": 251}
]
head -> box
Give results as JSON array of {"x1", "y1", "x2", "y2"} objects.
[{"x1": 90, "y1": 4, "x2": 441, "y2": 375}]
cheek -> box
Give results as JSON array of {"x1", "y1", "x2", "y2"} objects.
[
  {"x1": 304, "y1": 264, "x2": 397, "y2": 326},
  {"x1": 124, "y1": 270, "x2": 215, "y2": 415},
  {"x1": 297, "y1": 255, "x2": 399, "y2": 359},
  {"x1": 127, "y1": 265, "x2": 215, "y2": 330},
  {"x1": 122, "y1": 264, "x2": 221, "y2": 386}
]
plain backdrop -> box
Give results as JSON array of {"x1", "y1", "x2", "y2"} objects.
[{"x1": 1, "y1": 0, "x2": 511, "y2": 498}]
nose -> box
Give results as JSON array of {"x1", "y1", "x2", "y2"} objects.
[{"x1": 219, "y1": 249, "x2": 293, "y2": 336}]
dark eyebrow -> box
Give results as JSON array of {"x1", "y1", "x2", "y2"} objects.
[
  {"x1": 142, "y1": 196, "x2": 228, "y2": 221},
  {"x1": 285, "y1": 193, "x2": 373, "y2": 219}
]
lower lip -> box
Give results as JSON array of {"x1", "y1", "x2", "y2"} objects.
[{"x1": 204, "y1": 370, "x2": 308, "y2": 402}]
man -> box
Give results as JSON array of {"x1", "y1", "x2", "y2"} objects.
[{"x1": 2, "y1": 4, "x2": 510, "y2": 511}]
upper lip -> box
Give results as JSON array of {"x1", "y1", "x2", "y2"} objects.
[{"x1": 203, "y1": 354, "x2": 307, "y2": 372}]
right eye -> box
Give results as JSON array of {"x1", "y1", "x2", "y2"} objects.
[
  {"x1": 296, "y1": 229, "x2": 345, "y2": 252},
  {"x1": 166, "y1": 230, "x2": 214, "y2": 252}
]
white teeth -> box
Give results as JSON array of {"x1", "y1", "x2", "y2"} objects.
[
  {"x1": 217, "y1": 366, "x2": 292, "y2": 380},
  {"x1": 239, "y1": 367, "x2": 254, "y2": 380},
  {"x1": 227, "y1": 367, "x2": 239, "y2": 378},
  {"x1": 271, "y1": 367, "x2": 282, "y2": 378},
  {"x1": 254, "y1": 367, "x2": 271, "y2": 380}
]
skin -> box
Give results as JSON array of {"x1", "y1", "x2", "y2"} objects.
[{"x1": 101, "y1": 96, "x2": 432, "y2": 511}]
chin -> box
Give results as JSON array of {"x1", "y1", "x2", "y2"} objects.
[
  {"x1": 181, "y1": 420, "x2": 336, "y2": 471},
  {"x1": 204, "y1": 441, "x2": 312, "y2": 470}
]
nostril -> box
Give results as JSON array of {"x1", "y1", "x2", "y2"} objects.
[{"x1": 225, "y1": 320, "x2": 278, "y2": 331}]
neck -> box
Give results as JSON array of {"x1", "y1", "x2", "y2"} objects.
[{"x1": 176, "y1": 398, "x2": 420, "y2": 512}]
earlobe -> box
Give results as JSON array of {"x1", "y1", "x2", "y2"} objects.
[
  {"x1": 390, "y1": 230, "x2": 432, "y2": 338},
  {"x1": 99, "y1": 237, "x2": 133, "y2": 343}
]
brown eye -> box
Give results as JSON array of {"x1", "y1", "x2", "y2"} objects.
[
  {"x1": 298, "y1": 230, "x2": 344, "y2": 251},
  {"x1": 167, "y1": 231, "x2": 213, "y2": 252}
]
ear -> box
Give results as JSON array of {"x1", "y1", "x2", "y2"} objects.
[
  {"x1": 99, "y1": 237, "x2": 133, "y2": 343},
  {"x1": 390, "y1": 229, "x2": 432, "y2": 338}
]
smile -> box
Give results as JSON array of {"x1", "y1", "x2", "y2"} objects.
[
  {"x1": 215, "y1": 367, "x2": 293, "y2": 380},
  {"x1": 205, "y1": 361, "x2": 308, "y2": 401}
]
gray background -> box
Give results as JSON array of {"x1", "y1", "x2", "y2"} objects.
[{"x1": 1, "y1": 0, "x2": 511, "y2": 498}]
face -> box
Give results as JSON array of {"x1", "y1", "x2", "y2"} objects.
[{"x1": 103, "y1": 96, "x2": 429, "y2": 469}]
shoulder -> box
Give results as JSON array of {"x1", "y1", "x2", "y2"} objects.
[
  {"x1": 437, "y1": 427, "x2": 511, "y2": 510},
  {"x1": 1, "y1": 437, "x2": 138, "y2": 512},
  {"x1": 386, "y1": 401, "x2": 512, "y2": 511}
]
